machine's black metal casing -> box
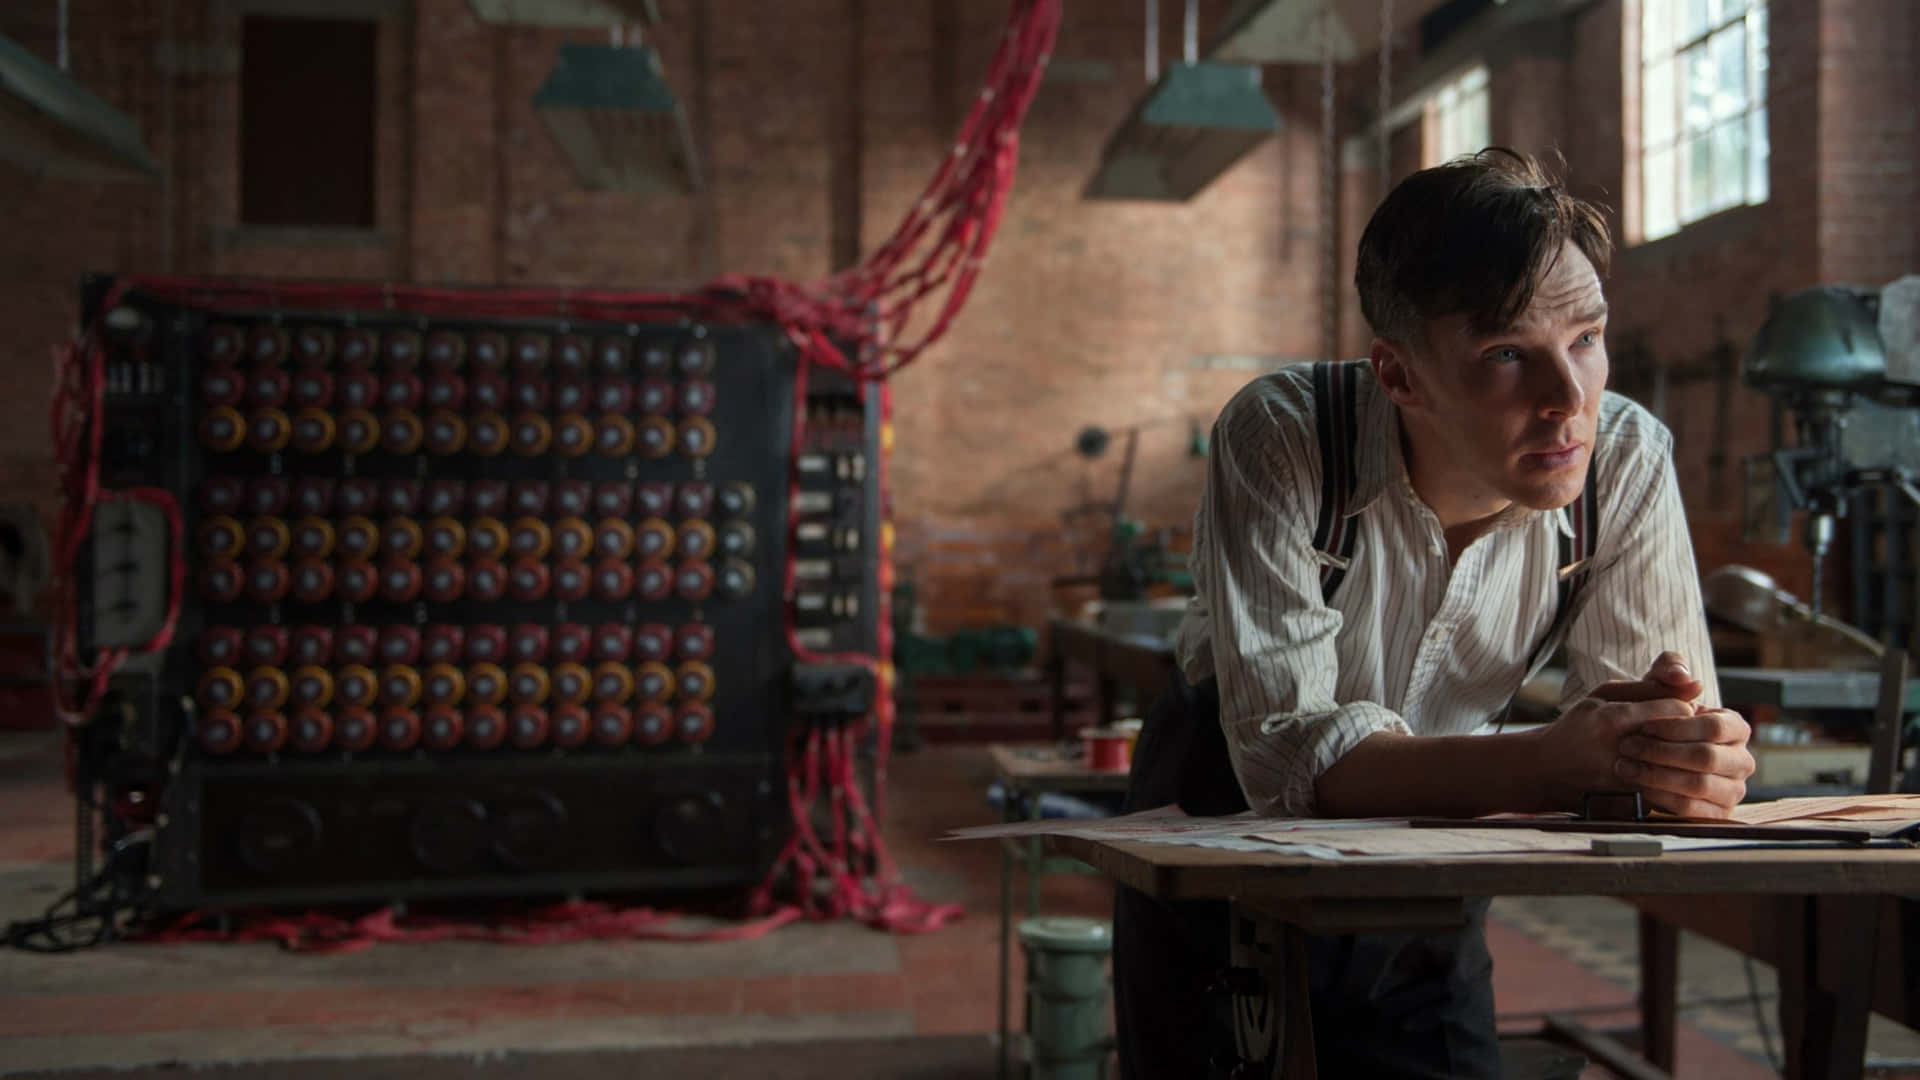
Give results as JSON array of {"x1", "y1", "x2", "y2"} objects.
[{"x1": 73, "y1": 275, "x2": 880, "y2": 910}]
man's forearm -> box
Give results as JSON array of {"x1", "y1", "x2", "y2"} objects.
[{"x1": 1313, "y1": 729, "x2": 1554, "y2": 818}]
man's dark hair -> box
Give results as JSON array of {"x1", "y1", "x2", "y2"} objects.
[{"x1": 1354, "y1": 147, "x2": 1612, "y2": 344}]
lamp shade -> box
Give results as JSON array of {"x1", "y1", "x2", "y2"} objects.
[
  {"x1": 1083, "y1": 62, "x2": 1279, "y2": 202},
  {"x1": 468, "y1": 0, "x2": 660, "y2": 27},
  {"x1": 532, "y1": 43, "x2": 699, "y2": 196},
  {"x1": 0, "y1": 33, "x2": 160, "y2": 183},
  {"x1": 1209, "y1": 0, "x2": 1357, "y2": 63}
]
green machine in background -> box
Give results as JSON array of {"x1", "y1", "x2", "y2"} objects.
[{"x1": 1742, "y1": 277, "x2": 1920, "y2": 638}]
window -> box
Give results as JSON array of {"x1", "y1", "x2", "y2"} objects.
[
  {"x1": 240, "y1": 16, "x2": 378, "y2": 228},
  {"x1": 1638, "y1": 0, "x2": 1768, "y2": 242},
  {"x1": 1425, "y1": 66, "x2": 1489, "y2": 167}
]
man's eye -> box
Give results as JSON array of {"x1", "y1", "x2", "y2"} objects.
[
  {"x1": 1575, "y1": 331, "x2": 1600, "y2": 347},
  {"x1": 1485, "y1": 347, "x2": 1522, "y2": 363}
]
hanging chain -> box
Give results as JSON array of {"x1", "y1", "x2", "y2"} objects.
[
  {"x1": 57, "y1": 0, "x2": 70, "y2": 71},
  {"x1": 1378, "y1": 0, "x2": 1392, "y2": 194},
  {"x1": 1320, "y1": 0, "x2": 1337, "y2": 363},
  {"x1": 1145, "y1": 0, "x2": 1159, "y2": 83},
  {"x1": 1183, "y1": 0, "x2": 1197, "y2": 64}
]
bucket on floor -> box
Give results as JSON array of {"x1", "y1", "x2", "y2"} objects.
[
  {"x1": 1079, "y1": 727, "x2": 1131, "y2": 772},
  {"x1": 1019, "y1": 915, "x2": 1113, "y2": 1080}
]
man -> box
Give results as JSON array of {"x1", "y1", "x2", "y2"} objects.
[{"x1": 1113, "y1": 149, "x2": 1756, "y2": 1078}]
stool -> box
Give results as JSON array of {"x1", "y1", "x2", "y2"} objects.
[{"x1": 1018, "y1": 915, "x2": 1113, "y2": 1080}]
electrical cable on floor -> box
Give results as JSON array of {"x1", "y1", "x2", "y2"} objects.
[{"x1": 4, "y1": 832, "x2": 152, "y2": 953}]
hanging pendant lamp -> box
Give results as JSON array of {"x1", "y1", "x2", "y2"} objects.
[
  {"x1": 532, "y1": 41, "x2": 699, "y2": 195},
  {"x1": 468, "y1": 0, "x2": 659, "y2": 28},
  {"x1": 1083, "y1": 0, "x2": 1279, "y2": 202},
  {"x1": 1209, "y1": 0, "x2": 1357, "y2": 63},
  {"x1": 0, "y1": 31, "x2": 160, "y2": 183}
]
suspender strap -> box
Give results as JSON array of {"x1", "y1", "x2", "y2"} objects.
[
  {"x1": 1310, "y1": 360, "x2": 1364, "y2": 604},
  {"x1": 1520, "y1": 471, "x2": 1602, "y2": 686}
]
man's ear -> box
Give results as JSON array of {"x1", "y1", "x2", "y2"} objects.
[{"x1": 1370, "y1": 337, "x2": 1422, "y2": 411}]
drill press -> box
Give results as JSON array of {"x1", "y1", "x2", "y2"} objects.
[{"x1": 1742, "y1": 276, "x2": 1920, "y2": 624}]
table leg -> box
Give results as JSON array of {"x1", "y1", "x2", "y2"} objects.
[
  {"x1": 997, "y1": 783, "x2": 1016, "y2": 1080},
  {"x1": 1280, "y1": 923, "x2": 1318, "y2": 1079},
  {"x1": 1778, "y1": 895, "x2": 1880, "y2": 1080},
  {"x1": 1047, "y1": 643, "x2": 1067, "y2": 744},
  {"x1": 1638, "y1": 911, "x2": 1679, "y2": 1072}
]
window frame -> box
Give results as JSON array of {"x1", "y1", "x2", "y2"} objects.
[
  {"x1": 1423, "y1": 63, "x2": 1491, "y2": 168},
  {"x1": 1634, "y1": 0, "x2": 1770, "y2": 244}
]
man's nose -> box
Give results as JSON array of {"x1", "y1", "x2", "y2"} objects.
[{"x1": 1536, "y1": 349, "x2": 1586, "y2": 418}]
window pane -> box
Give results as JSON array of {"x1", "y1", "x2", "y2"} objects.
[
  {"x1": 1684, "y1": 132, "x2": 1713, "y2": 221},
  {"x1": 1463, "y1": 91, "x2": 1488, "y2": 156},
  {"x1": 1645, "y1": 145, "x2": 1678, "y2": 240},
  {"x1": 1713, "y1": 23, "x2": 1747, "y2": 120},
  {"x1": 1723, "y1": 0, "x2": 1749, "y2": 17},
  {"x1": 1747, "y1": 105, "x2": 1770, "y2": 204},
  {"x1": 1684, "y1": 45, "x2": 1716, "y2": 133},
  {"x1": 1685, "y1": 0, "x2": 1718, "y2": 42},
  {"x1": 1644, "y1": 57, "x2": 1675, "y2": 147},
  {"x1": 1751, "y1": 5, "x2": 1769, "y2": 84},
  {"x1": 1644, "y1": 0, "x2": 1675, "y2": 58},
  {"x1": 1462, "y1": 66, "x2": 1487, "y2": 94},
  {"x1": 1711, "y1": 118, "x2": 1747, "y2": 211}
]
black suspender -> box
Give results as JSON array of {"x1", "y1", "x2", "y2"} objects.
[
  {"x1": 1309, "y1": 360, "x2": 1365, "y2": 604},
  {"x1": 1306, "y1": 360, "x2": 1599, "y2": 686}
]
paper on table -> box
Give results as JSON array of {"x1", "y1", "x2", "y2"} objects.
[
  {"x1": 944, "y1": 805, "x2": 1406, "y2": 842},
  {"x1": 1233, "y1": 825, "x2": 1797, "y2": 858},
  {"x1": 1730, "y1": 794, "x2": 1920, "y2": 825}
]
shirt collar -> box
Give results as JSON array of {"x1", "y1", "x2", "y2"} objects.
[{"x1": 1347, "y1": 363, "x2": 1577, "y2": 539}]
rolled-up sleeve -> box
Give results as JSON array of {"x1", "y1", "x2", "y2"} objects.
[
  {"x1": 1195, "y1": 385, "x2": 1410, "y2": 817},
  {"x1": 1560, "y1": 428, "x2": 1721, "y2": 711}
]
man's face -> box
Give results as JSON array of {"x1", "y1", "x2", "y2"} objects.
[{"x1": 1387, "y1": 241, "x2": 1610, "y2": 515}]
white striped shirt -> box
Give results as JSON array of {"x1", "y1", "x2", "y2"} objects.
[{"x1": 1175, "y1": 363, "x2": 1719, "y2": 817}]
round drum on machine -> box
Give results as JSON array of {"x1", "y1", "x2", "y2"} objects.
[
  {"x1": 551, "y1": 703, "x2": 590, "y2": 748},
  {"x1": 289, "y1": 707, "x2": 332, "y2": 753},
  {"x1": 421, "y1": 705, "x2": 464, "y2": 750},
  {"x1": 334, "y1": 706, "x2": 378, "y2": 752},
  {"x1": 634, "y1": 702, "x2": 672, "y2": 747}
]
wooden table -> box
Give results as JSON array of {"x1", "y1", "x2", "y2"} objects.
[
  {"x1": 1053, "y1": 832, "x2": 1920, "y2": 1079},
  {"x1": 1623, "y1": 659, "x2": 1920, "y2": 1078},
  {"x1": 1046, "y1": 617, "x2": 1180, "y2": 741},
  {"x1": 987, "y1": 743, "x2": 1133, "y2": 1080}
]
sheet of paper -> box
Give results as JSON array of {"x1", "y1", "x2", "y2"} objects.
[
  {"x1": 1730, "y1": 794, "x2": 1920, "y2": 825},
  {"x1": 943, "y1": 805, "x2": 1406, "y2": 842},
  {"x1": 1239, "y1": 825, "x2": 1825, "y2": 858}
]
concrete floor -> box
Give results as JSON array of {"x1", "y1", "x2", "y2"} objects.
[{"x1": 1, "y1": 731, "x2": 1911, "y2": 1078}]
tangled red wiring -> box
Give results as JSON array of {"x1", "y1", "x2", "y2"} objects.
[
  {"x1": 147, "y1": 900, "x2": 804, "y2": 954},
  {"x1": 59, "y1": 0, "x2": 1057, "y2": 942}
]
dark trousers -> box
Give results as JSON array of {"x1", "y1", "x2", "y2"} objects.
[{"x1": 1112, "y1": 675, "x2": 1502, "y2": 1079}]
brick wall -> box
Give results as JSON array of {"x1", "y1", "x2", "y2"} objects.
[
  {"x1": 3, "y1": 0, "x2": 1910, "y2": 634},
  {"x1": 0, "y1": 0, "x2": 1306, "y2": 633}
]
